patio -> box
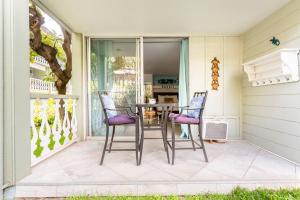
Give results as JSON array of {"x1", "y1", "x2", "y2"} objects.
[{"x1": 16, "y1": 135, "x2": 300, "y2": 197}]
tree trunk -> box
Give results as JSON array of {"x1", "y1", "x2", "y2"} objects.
[
  {"x1": 30, "y1": 5, "x2": 72, "y2": 121},
  {"x1": 29, "y1": 5, "x2": 72, "y2": 95}
]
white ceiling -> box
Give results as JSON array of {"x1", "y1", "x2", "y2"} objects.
[
  {"x1": 144, "y1": 39, "x2": 180, "y2": 75},
  {"x1": 40, "y1": 0, "x2": 290, "y2": 35}
]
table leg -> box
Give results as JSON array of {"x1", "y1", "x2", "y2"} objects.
[
  {"x1": 138, "y1": 107, "x2": 145, "y2": 165},
  {"x1": 135, "y1": 116, "x2": 139, "y2": 166}
]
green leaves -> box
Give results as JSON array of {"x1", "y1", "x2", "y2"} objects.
[
  {"x1": 40, "y1": 29, "x2": 66, "y2": 64},
  {"x1": 66, "y1": 187, "x2": 300, "y2": 200}
]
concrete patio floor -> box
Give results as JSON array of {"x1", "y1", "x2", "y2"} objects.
[{"x1": 16, "y1": 136, "x2": 300, "y2": 197}]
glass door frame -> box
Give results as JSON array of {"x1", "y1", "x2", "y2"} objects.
[{"x1": 86, "y1": 36, "x2": 144, "y2": 136}]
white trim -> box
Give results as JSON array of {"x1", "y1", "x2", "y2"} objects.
[
  {"x1": 82, "y1": 34, "x2": 88, "y2": 140},
  {"x1": 140, "y1": 37, "x2": 144, "y2": 103},
  {"x1": 3, "y1": 0, "x2": 16, "y2": 186},
  {"x1": 85, "y1": 33, "x2": 240, "y2": 38},
  {"x1": 0, "y1": 0, "x2": 4, "y2": 196},
  {"x1": 29, "y1": 93, "x2": 79, "y2": 99},
  {"x1": 86, "y1": 37, "x2": 92, "y2": 137}
]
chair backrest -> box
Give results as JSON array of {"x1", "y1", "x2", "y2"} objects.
[
  {"x1": 98, "y1": 91, "x2": 118, "y2": 119},
  {"x1": 193, "y1": 91, "x2": 208, "y2": 109},
  {"x1": 187, "y1": 91, "x2": 208, "y2": 119}
]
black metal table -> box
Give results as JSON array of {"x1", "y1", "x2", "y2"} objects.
[{"x1": 136, "y1": 103, "x2": 175, "y2": 165}]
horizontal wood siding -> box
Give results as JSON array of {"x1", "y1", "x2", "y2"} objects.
[{"x1": 242, "y1": 0, "x2": 300, "y2": 163}]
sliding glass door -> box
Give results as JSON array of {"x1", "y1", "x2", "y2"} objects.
[{"x1": 88, "y1": 38, "x2": 143, "y2": 136}]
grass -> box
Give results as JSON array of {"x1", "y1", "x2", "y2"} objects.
[{"x1": 66, "y1": 187, "x2": 300, "y2": 200}]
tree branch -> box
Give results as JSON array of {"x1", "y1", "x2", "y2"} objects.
[
  {"x1": 29, "y1": 5, "x2": 72, "y2": 94},
  {"x1": 62, "y1": 29, "x2": 72, "y2": 79}
]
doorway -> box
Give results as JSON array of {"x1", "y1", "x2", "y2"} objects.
[
  {"x1": 143, "y1": 37, "x2": 183, "y2": 136},
  {"x1": 87, "y1": 37, "x2": 187, "y2": 137}
]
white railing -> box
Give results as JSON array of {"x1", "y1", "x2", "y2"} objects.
[
  {"x1": 30, "y1": 78, "x2": 72, "y2": 94},
  {"x1": 30, "y1": 94, "x2": 79, "y2": 165},
  {"x1": 34, "y1": 56, "x2": 49, "y2": 66}
]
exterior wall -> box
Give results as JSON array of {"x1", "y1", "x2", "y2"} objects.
[
  {"x1": 71, "y1": 33, "x2": 85, "y2": 140},
  {"x1": 0, "y1": 0, "x2": 4, "y2": 197},
  {"x1": 242, "y1": 0, "x2": 300, "y2": 163},
  {"x1": 3, "y1": 0, "x2": 31, "y2": 188},
  {"x1": 189, "y1": 36, "x2": 243, "y2": 139}
]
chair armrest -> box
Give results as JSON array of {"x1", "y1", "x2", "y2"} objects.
[
  {"x1": 105, "y1": 108, "x2": 138, "y2": 118},
  {"x1": 171, "y1": 105, "x2": 189, "y2": 112}
]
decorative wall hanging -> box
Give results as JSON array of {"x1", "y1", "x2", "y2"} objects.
[
  {"x1": 270, "y1": 36, "x2": 280, "y2": 46},
  {"x1": 211, "y1": 57, "x2": 220, "y2": 90}
]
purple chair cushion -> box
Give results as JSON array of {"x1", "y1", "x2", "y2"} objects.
[
  {"x1": 169, "y1": 113, "x2": 199, "y2": 124},
  {"x1": 107, "y1": 114, "x2": 136, "y2": 125}
]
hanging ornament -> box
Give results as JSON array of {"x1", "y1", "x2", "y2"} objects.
[{"x1": 211, "y1": 57, "x2": 220, "y2": 90}]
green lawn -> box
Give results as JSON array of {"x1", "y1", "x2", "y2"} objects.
[{"x1": 67, "y1": 187, "x2": 300, "y2": 200}]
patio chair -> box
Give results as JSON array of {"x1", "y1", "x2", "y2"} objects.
[
  {"x1": 168, "y1": 91, "x2": 208, "y2": 164},
  {"x1": 98, "y1": 91, "x2": 139, "y2": 165}
]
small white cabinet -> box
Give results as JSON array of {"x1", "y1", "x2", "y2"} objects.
[{"x1": 243, "y1": 49, "x2": 300, "y2": 86}]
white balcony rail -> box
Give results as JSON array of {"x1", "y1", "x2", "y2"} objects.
[
  {"x1": 30, "y1": 78, "x2": 72, "y2": 94},
  {"x1": 34, "y1": 56, "x2": 49, "y2": 66},
  {"x1": 30, "y1": 94, "x2": 79, "y2": 166}
]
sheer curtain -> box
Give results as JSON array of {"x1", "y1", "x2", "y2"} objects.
[
  {"x1": 178, "y1": 39, "x2": 189, "y2": 138},
  {"x1": 90, "y1": 40, "x2": 113, "y2": 136}
]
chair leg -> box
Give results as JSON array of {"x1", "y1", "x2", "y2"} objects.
[
  {"x1": 198, "y1": 124, "x2": 208, "y2": 162},
  {"x1": 108, "y1": 125, "x2": 115, "y2": 153},
  {"x1": 100, "y1": 125, "x2": 109, "y2": 165},
  {"x1": 135, "y1": 118, "x2": 139, "y2": 166},
  {"x1": 188, "y1": 124, "x2": 196, "y2": 151},
  {"x1": 171, "y1": 121, "x2": 176, "y2": 165},
  {"x1": 161, "y1": 124, "x2": 170, "y2": 164},
  {"x1": 138, "y1": 129, "x2": 144, "y2": 165}
]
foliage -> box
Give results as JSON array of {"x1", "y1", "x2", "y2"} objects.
[
  {"x1": 33, "y1": 137, "x2": 43, "y2": 158},
  {"x1": 59, "y1": 133, "x2": 66, "y2": 145},
  {"x1": 33, "y1": 98, "x2": 56, "y2": 127},
  {"x1": 30, "y1": 4, "x2": 72, "y2": 94},
  {"x1": 43, "y1": 68, "x2": 56, "y2": 82},
  {"x1": 66, "y1": 187, "x2": 300, "y2": 200},
  {"x1": 68, "y1": 132, "x2": 73, "y2": 141},
  {"x1": 29, "y1": 6, "x2": 66, "y2": 66},
  {"x1": 31, "y1": 98, "x2": 74, "y2": 157},
  {"x1": 109, "y1": 56, "x2": 136, "y2": 71},
  {"x1": 48, "y1": 133, "x2": 55, "y2": 150},
  {"x1": 30, "y1": 30, "x2": 66, "y2": 67}
]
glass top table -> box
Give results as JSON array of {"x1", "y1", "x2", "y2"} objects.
[{"x1": 135, "y1": 103, "x2": 175, "y2": 165}]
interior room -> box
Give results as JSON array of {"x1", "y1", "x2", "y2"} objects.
[{"x1": 143, "y1": 38, "x2": 181, "y2": 135}]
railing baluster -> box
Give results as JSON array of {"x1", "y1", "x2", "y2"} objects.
[
  {"x1": 30, "y1": 99, "x2": 39, "y2": 162},
  {"x1": 30, "y1": 78, "x2": 72, "y2": 95},
  {"x1": 52, "y1": 99, "x2": 62, "y2": 148},
  {"x1": 30, "y1": 95, "x2": 79, "y2": 166},
  {"x1": 62, "y1": 99, "x2": 71, "y2": 143},
  {"x1": 39, "y1": 99, "x2": 52, "y2": 156},
  {"x1": 71, "y1": 99, "x2": 78, "y2": 138}
]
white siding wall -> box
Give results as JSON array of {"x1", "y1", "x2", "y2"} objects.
[
  {"x1": 189, "y1": 36, "x2": 242, "y2": 139},
  {"x1": 243, "y1": 0, "x2": 300, "y2": 163}
]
